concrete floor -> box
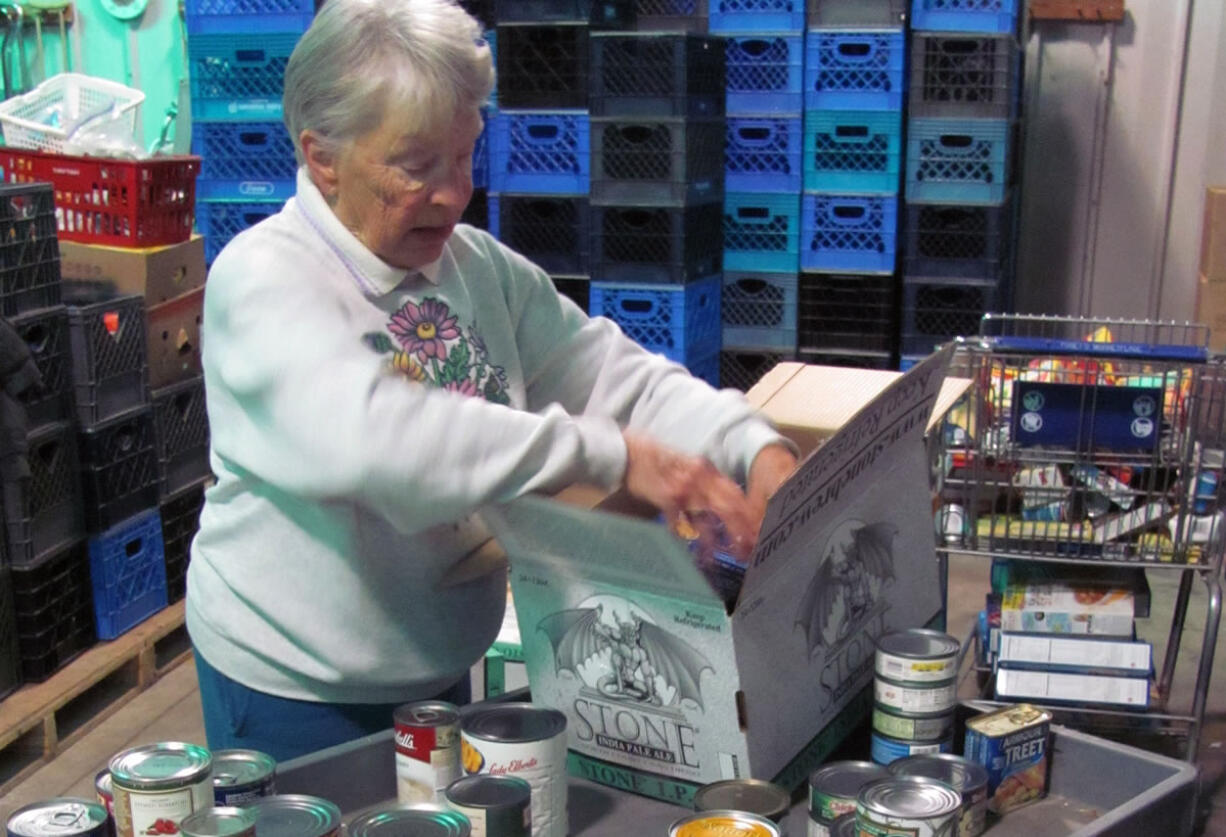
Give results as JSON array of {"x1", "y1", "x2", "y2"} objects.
[{"x1": 1, "y1": 553, "x2": 1223, "y2": 833}]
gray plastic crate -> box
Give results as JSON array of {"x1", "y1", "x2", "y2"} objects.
[{"x1": 807, "y1": 0, "x2": 906, "y2": 28}]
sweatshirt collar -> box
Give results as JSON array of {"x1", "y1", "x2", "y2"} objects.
[{"x1": 294, "y1": 167, "x2": 441, "y2": 295}]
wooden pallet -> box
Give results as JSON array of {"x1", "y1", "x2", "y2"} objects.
[{"x1": 0, "y1": 601, "x2": 189, "y2": 796}]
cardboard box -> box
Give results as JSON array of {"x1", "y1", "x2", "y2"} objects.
[
  {"x1": 58, "y1": 235, "x2": 206, "y2": 306},
  {"x1": 1201, "y1": 186, "x2": 1226, "y2": 283},
  {"x1": 997, "y1": 633, "x2": 1152, "y2": 673},
  {"x1": 1000, "y1": 583, "x2": 1134, "y2": 636},
  {"x1": 484, "y1": 347, "x2": 962, "y2": 803},
  {"x1": 995, "y1": 667, "x2": 1150, "y2": 708},
  {"x1": 1195, "y1": 273, "x2": 1226, "y2": 352},
  {"x1": 147, "y1": 286, "x2": 203, "y2": 390}
]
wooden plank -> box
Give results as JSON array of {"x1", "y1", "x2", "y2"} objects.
[{"x1": 1029, "y1": 0, "x2": 1126, "y2": 21}]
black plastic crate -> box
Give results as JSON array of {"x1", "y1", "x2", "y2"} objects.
[
  {"x1": 160, "y1": 479, "x2": 207, "y2": 605},
  {"x1": 77, "y1": 406, "x2": 161, "y2": 534},
  {"x1": 11, "y1": 305, "x2": 71, "y2": 429},
  {"x1": 720, "y1": 348, "x2": 790, "y2": 392},
  {"x1": 590, "y1": 33, "x2": 724, "y2": 118},
  {"x1": 797, "y1": 347, "x2": 895, "y2": 369},
  {"x1": 459, "y1": 0, "x2": 495, "y2": 27},
  {"x1": 152, "y1": 376, "x2": 211, "y2": 499},
  {"x1": 494, "y1": 0, "x2": 634, "y2": 27},
  {"x1": 0, "y1": 568, "x2": 20, "y2": 699},
  {"x1": 0, "y1": 182, "x2": 62, "y2": 319},
  {"x1": 591, "y1": 202, "x2": 723, "y2": 283},
  {"x1": 496, "y1": 24, "x2": 589, "y2": 109},
  {"x1": 909, "y1": 33, "x2": 1020, "y2": 120},
  {"x1": 900, "y1": 275, "x2": 1010, "y2": 356},
  {"x1": 798, "y1": 271, "x2": 898, "y2": 353},
  {"x1": 463, "y1": 189, "x2": 490, "y2": 231},
  {"x1": 11, "y1": 539, "x2": 94, "y2": 683},
  {"x1": 2, "y1": 420, "x2": 85, "y2": 569},
  {"x1": 590, "y1": 117, "x2": 725, "y2": 206},
  {"x1": 634, "y1": 0, "x2": 708, "y2": 31},
  {"x1": 903, "y1": 199, "x2": 1013, "y2": 281},
  {"x1": 64, "y1": 287, "x2": 149, "y2": 426},
  {"x1": 552, "y1": 274, "x2": 591, "y2": 312},
  {"x1": 491, "y1": 194, "x2": 591, "y2": 275}
]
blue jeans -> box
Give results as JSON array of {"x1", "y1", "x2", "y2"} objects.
[{"x1": 194, "y1": 648, "x2": 471, "y2": 762}]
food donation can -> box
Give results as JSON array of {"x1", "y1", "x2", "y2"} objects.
[
  {"x1": 348, "y1": 805, "x2": 471, "y2": 837},
  {"x1": 210, "y1": 749, "x2": 276, "y2": 807},
  {"x1": 6, "y1": 798, "x2": 110, "y2": 837},
  {"x1": 693, "y1": 779, "x2": 790, "y2": 827},
  {"x1": 963, "y1": 703, "x2": 1051, "y2": 814},
  {"x1": 856, "y1": 777, "x2": 962, "y2": 837},
  {"x1": 669, "y1": 810, "x2": 781, "y2": 837},
  {"x1": 461, "y1": 703, "x2": 567, "y2": 837},
  {"x1": 179, "y1": 806, "x2": 258, "y2": 837},
  {"x1": 108, "y1": 742, "x2": 213, "y2": 837},
  {"x1": 396, "y1": 700, "x2": 462, "y2": 804},
  {"x1": 875, "y1": 630, "x2": 960, "y2": 684},
  {"x1": 93, "y1": 771, "x2": 115, "y2": 832},
  {"x1": 245, "y1": 795, "x2": 342, "y2": 837},
  {"x1": 873, "y1": 676, "x2": 957, "y2": 715},
  {"x1": 828, "y1": 813, "x2": 856, "y2": 837},
  {"x1": 871, "y1": 705, "x2": 955, "y2": 743},
  {"x1": 806, "y1": 761, "x2": 889, "y2": 837},
  {"x1": 870, "y1": 731, "x2": 954, "y2": 765},
  {"x1": 889, "y1": 754, "x2": 989, "y2": 837},
  {"x1": 444, "y1": 774, "x2": 531, "y2": 837}
]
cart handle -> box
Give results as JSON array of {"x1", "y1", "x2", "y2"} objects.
[{"x1": 984, "y1": 335, "x2": 1209, "y2": 362}]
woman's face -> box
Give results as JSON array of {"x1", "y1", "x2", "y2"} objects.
[{"x1": 327, "y1": 104, "x2": 484, "y2": 270}]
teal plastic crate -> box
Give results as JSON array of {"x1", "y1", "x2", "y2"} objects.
[
  {"x1": 905, "y1": 117, "x2": 1012, "y2": 205},
  {"x1": 723, "y1": 192, "x2": 800, "y2": 273},
  {"x1": 187, "y1": 32, "x2": 299, "y2": 121},
  {"x1": 803, "y1": 109, "x2": 902, "y2": 194}
]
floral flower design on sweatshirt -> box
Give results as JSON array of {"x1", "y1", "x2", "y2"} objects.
[{"x1": 364, "y1": 297, "x2": 510, "y2": 405}]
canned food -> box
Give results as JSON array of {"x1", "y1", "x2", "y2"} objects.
[
  {"x1": 857, "y1": 777, "x2": 961, "y2": 837},
  {"x1": 179, "y1": 806, "x2": 258, "y2": 837},
  {"x1": 211, "y1": 749, "x2": 276, "y2": 807},
  {"x1": 669, "y1": 809, "x2": 781, "y2": 837},
  {"x1": 94, "y1": 770, "x2": 115, "y2": 831},
  {"x1": 807, "y1": 761, "x2": 889, "y2": 829},
  {"x1": 889, "y1": 754, "x2": 990, "y2": 837},
  {"x1": 7, "y1": 798, "x2": 110, "y2": 836},
  {"x1": 870, "y1": 731, "x2": 953, "y2": 765},
  {"x1": 828, "y1": 813, "x2": 857, "y2": 837},
  {"x1": 875, "y1": 629, "x2": 960, "y2": 684},
  {"x1": 873, "y1": 676, "x2": 957, "y2": 715},
  {"x1": 396, "y1": 701, "x2": 462, "y2": 804},
  {"x1": 693, "y1": 779, "x2": 790, "y2": 824},
  {"x1": 108, "y1": 743, "x2": 213, "y2": 837},
  {"x1": 348, "y1": 804, "x2": 471, "y2": 837},
  {"x1": 461, "y1": 704, "x2": 567, "y2": 837},
  {"x1": 245, "y1": 795, "x2": 343, "y2": 837},
  {"x1": 964, "y1": 704, "x2": 1051, "y2": 814},
  {"x1": 871, "y1": 705, "x2": 955, "y2": 743},
  {"x1": 444, "y1": 775, "x2": 531, "y2": 837},
  {"x1": 935, "y1": 504, "x2": 967, "y2": 546}
]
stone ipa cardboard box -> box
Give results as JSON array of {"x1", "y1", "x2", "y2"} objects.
[{"x1": 485, "y1": 346, "x2": 958, "y2": 804}]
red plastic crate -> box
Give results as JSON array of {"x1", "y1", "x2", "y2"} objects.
[{"x1": 0, "y1": 149, "x2": 201, "y2": 247}]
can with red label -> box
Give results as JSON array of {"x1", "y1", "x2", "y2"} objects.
[
  {"x1": 94, "y1": 770, "x2": 116, "y2": 836},
  {"x1": 395, "y1": 701, "x2": 462, "y2": 804}
]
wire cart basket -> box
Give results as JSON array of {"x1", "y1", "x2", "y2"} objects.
[{"x1": 935, "y1": 314, "x2": 1224, "y2": 761}]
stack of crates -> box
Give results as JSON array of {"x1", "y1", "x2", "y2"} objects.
[
  {"x1": 185, "y1": 0, "x2": 315, "y2": 265},
  {"x1": 798, "y1": 0, "x2": 908, "y2": 372},
  {"x1": 586, "y1": 9, "x2": 726, "y2": 385},
  {"x1": 901, "y1": 0, "x2": 1021, "y2": 366},
  {"x1": 713, "y1": 2, "x2": 806, "y2": 392}
]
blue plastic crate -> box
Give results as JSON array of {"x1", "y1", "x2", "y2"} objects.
[
  {"x1": 589, "y1": 275, "x2": 722, "y2": 365},
  {"x1": 196, "y1": 200, "x2": 287, "y2": 264},
  {"x1": 801, "y1": 193, "x2": 898, "y2": 274},
  {"x1": 726, "y1": 116, "x2": 802, "y2": 193},
  {"x1": 802, "y1": 109, "x2": 901, "y2": 194},
  {"x1": 723, "y1": 192, "x2": 800, "y2": 273},
  {"x1": 721, "y1": 271, "x2": 797, "y2": 350},
  {"x1": 687, "y1": 352, "x2": 720, "y2": 387},
  {"x1": 710, "y1": 0, "x2": 804, "y2": 31},
  {"x1": 473, "y1": 111, "x2": 490, "y2": 190},
  {"x1": 804, "y1": 29, "x2": 905, "y2": 111},
  {"x1": 88, "y1": 509, "x2": 167, "y2": 640},
  {"x1": 188, "y1": 32, "x2": 299, "y2": 121},
  {"x1": 911, "y1": 0, "x2": 1019, "y2": 34},
  {"x1": 192, "y1": 121, "x2": 297, "y2": 201},
  {"x1": 905, "y1": 117, "x2": 1012, "y2": 205},
  {"x1": 184, "y1": 0, "x2": 314, "y2": 35},
  {"x1": 489, "y1": 111, "x2": 590, "y2": 195},
  {"x1": 725, "y1": 34, "x2": 803, "y2": 114}
]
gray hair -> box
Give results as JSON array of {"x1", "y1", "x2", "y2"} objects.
[{"x1": 283, "y1": 0, "x2": 493, "y2": 163}]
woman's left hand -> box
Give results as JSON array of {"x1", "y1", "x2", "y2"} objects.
[{"x1": 746, "y1": 443, "x2": 799, "y2": 529}]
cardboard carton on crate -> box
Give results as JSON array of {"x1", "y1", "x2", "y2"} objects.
[
  {"x1": 58, "y1": 236, "x2": 206, "y2": 307},
  {"x1": 482, "y1": 347, "x2": 970, "y2": 802}
]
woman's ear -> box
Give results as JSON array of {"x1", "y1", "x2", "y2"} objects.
[{"x1": 301, "y1": 131, "x2": 341, "y2": 198}]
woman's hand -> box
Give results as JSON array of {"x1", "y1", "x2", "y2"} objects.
[{"x1": 746, "y1": 443, "x2": 799, "y2": 523}]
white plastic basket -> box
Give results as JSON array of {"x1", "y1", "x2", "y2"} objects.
[{"x1": 0, "y1": 73, "x2": 145, "y2": 154}]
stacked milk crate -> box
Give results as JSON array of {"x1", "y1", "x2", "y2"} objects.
[
  {"x1": 797, "y1": 0, "x2": 908, "y2": 373},
  {"x1": 899, "y1": 0, "x2": 1021, "y2": 366},
  {"x1": 186, "y1": 0, "x2": 315, "y2": 264},
  {"x1": 585, "y1": 6, "x2": 726, "y2": 385},
  {"x1": 712, "y1": 3, "x2": 806, "y2": 392}
]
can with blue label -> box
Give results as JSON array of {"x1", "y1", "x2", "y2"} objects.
[
  {"x1": 870, "y1": 731, "x2": 953, "y2": 765},
  {"x1": 211, "y1": 750, "x2": 276, "y2": 807}
]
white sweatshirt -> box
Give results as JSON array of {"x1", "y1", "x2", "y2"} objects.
[{"x1": 186, "y1": 169, "x2": 789, "y2": 703}]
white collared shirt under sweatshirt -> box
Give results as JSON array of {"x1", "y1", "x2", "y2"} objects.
[{"x1": 186, "y1": 169, "x2": 790, "y2": 704}]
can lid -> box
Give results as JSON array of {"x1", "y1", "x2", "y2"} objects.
[
  {"x1": 394, "y1": 701, "x2": 461, "y2": 728},
  {"x1": 887, "y1": 754, "x2": 988, "y2": 794},
  {"x1": 669, "y1": 810, "x2": 779, "y2": 837},
  {"x1": 6, "y1": 798, "x2": 109, "y2": 836},
  {"x1": 808, "y1": 760, "x2": 891, "y2": 797},
  {"x1": 858, "y1": 777, "x2": 962, "y2": 819},
  {"x1": 965, "y1": 703, "x2": 1052, "y2": 736},
  {"x1": 692, "y1": 779, "x2": 790, "y2": 820},
  {"x1": 109, "y1": 742, "x2": 212, "y2": 790},
  {"x1": 94, "y1": 769, "x2": 112, "y2": 794},
  {"x1": 461, "y1": 703, "x2": 566, "y2": 742},
  {"x1": 211, "y1": 749, "x2": 277, "y2": 788},
  {"x1": 348, "y1": 805, "x2": 471, "y2": 837},
  {"x1": 830, "y1": 812, "x2": 858, "y2": 837},
  {"x1": 444, "y1": 774, "x2": 532, "y2": 809},
  {"x1": 179, "y1": 806, "x2": 259, "y2": 836},
  {"x1": 876, "y1": 629, "x2": 960, "y2": 660},
  {"x1": 246, "y1": 795, "x2": 343, "y2": 837}
]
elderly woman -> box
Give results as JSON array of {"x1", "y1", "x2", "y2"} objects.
[{"x1": 187, "y1": 0, "x2": 797, "y2": 761}]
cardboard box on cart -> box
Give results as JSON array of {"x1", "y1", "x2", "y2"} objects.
[{"x1": 484, "y1": 346, "x2": 968, "y2": 805}]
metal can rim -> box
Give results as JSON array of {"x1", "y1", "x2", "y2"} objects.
[
  {"x1": 808, "y1": 761, "x2": 890, "y2": 798},
  {"x1": 692, "y1": 779, "x2": 790, "y2": 820},
  {"x1": 394, "y1": 701, "x2": 461, "y2": 729},
  {"x1": 347, "y1": 804, "x2": 471, "y2": 837},
  {"x1": 6, "y1": 797, "x2": 109, "y2": 836},
  {"x1": 669, "y1": 809, "x2": 781, "y2": 837},
  {"x1": 876, "y1": 629, "x2": 961, "y2": 660},
  {"x1": 109, "y1": 742, "x2": 213, "y2": 790},
  {"x1": 245, "y1": 794, "x2": 343, "y2": 836},
  {"x1": 887, "y1": 754, "x2": 990, "y2": 796},
  {"x1": 211, "y1": 749, "x2": 277, "y2": 788},
  {"x1": 460, "y1": 703, "x2": 566, "y2": 742},
  {"x1": 444, "y1": 774, "x2": 532, "y2": 809},
  {"x1": 858, "y1": 776, "x2": 963, "y2": 820},
  {"x1": 179, "y1": 805, "x2": 259, "y2": 836}
]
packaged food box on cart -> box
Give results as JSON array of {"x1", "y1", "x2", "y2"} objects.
[
  {"x1": 483, "y1": 347, "x2": 972, "y2": 804},
  {"x1": 999, "y1": 581, "x2": 1135, "y2": 636}
]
